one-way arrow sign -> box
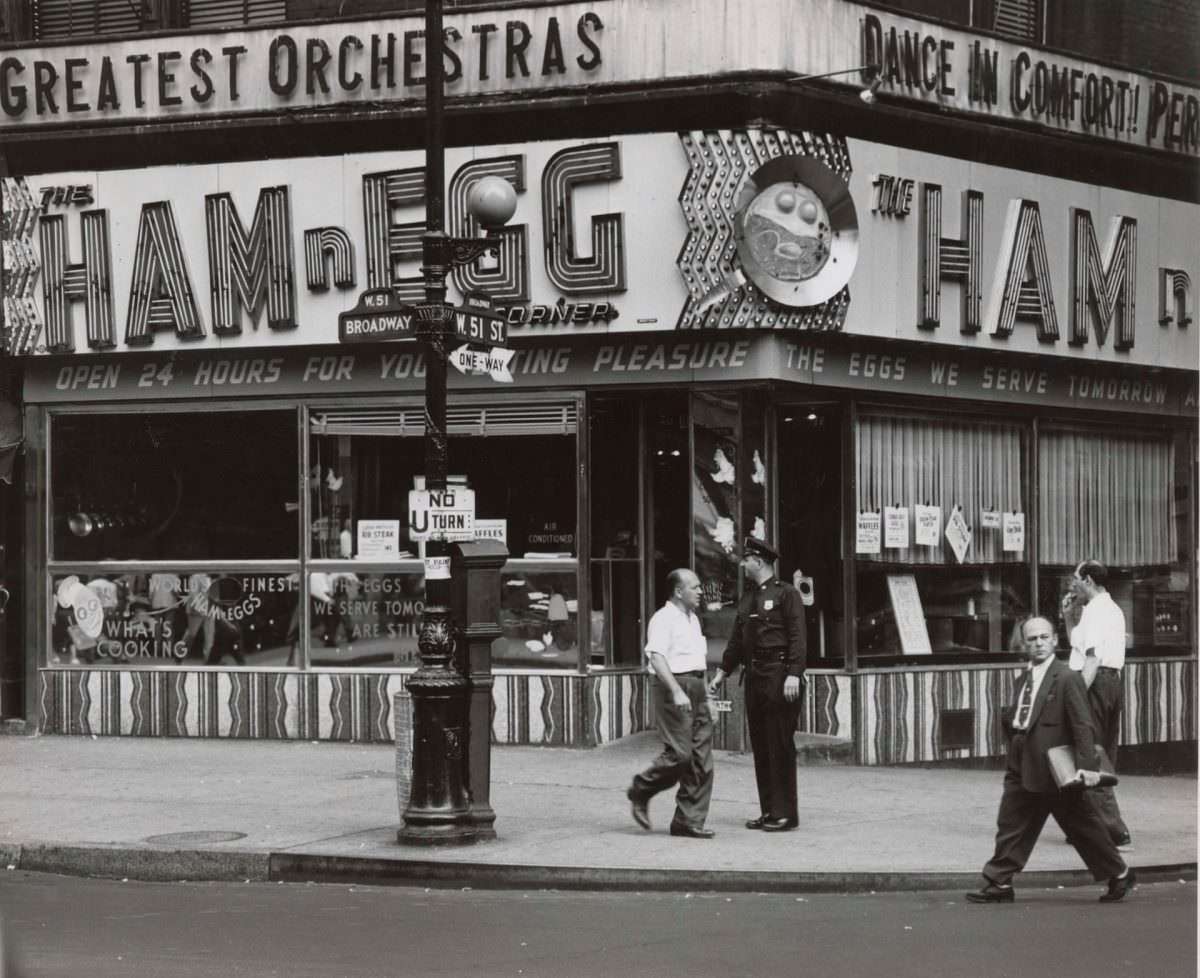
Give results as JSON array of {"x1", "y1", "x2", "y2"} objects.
[{"x1": 449, "y1": 344, "x2": 515, "y2": 383}]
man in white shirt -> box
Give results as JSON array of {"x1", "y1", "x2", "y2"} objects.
[
  {"x1": 1063, "y1": 559, "x2": 1132, "y2": 849},
  {"x1": 626, "y1": 569, "x2": 715, "y2": 838}
]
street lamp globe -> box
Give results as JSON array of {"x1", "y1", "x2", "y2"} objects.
[{"x1": 466, "y1": 176, "x2": 517, "y2": 230}]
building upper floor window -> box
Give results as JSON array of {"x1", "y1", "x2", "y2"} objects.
[
  {"x1": 33, "y1": 0, "x2": 148, "y2": 39},
  {"x1": 183, "y1": 0, "x2": 288, "y2": 29}
]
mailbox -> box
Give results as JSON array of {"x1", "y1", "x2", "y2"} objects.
[{"x1": 450, "y1": 539, "x2": 508, "y2": 838}]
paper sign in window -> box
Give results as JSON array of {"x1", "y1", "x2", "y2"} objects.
[
  {"x1": 980, "y1": 509, "x2": 1001, "y2": 529},
  {"x1": 884, "y1": 506, "x2": 909, "y2": 549},
  {"x1": 886, "y1": 574, "x2": 932, "y2": 655},
  {"x1": 944, "y1": 507, "x2": 972, "y2": 563},
  {"x1": 357, "y1": 520, "x2": 400, "y2": 560},
  {"x1": 1003, "y1": 512, "x2": 1026, "y2": 552},
  {"x1": 856, "y1": 511, "x2": 881, "y2": 554},
  {"x1": 914, "y1": 504, "x2": 941, "y2": 546}
]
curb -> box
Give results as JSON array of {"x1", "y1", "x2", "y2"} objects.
[
  {"x1": 6, "y1": 844, "x2": 271, "y2": 883},
  {"x1": 4, "y1": 843, "x2": 1195, "y2": 893}
]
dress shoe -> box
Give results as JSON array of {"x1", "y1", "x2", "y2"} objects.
[
  {"x1": 744, "y1": 815, "x2": 769, "y2": 830},
  {"x1": 761, "y1": 816, "x2": 799, "y2": 832},
  {"x1": 965, "y1": 883, "x2": 1015, "y2": 904},
  {"x1": 626, "y1": 788, "x2": 650, "y2": 831},
  {"x1": 669, "y1": 823, "x2": 715, "y2": 839},
  {"x1": 1099, "y1": 870, "x2": 1136, "y2": 902},
  {"x1": 1115, "y1": 833, "x2": 1134, "y2": 852}
]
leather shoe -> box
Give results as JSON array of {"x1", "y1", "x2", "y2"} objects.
[
  {"x1": 745, "y1": 815, "x2": 769, "y2": 830},
  {"x1": 761, "y1": 816, "x2": 799, "y2": 832},
  {"x1": 626, "y1": 788, "x2": 650, "y2": 831},
  {"x1": 965, "y1": 883, "x2": 1015, "y2": 903},
  {"x1": 1099, "y1": 870, "x2": 1136, "y2": 902},
  {"x1": 669, "y1": 823, "x2": 715, "y2": 839}
]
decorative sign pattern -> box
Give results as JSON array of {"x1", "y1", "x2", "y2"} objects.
[{"x1": 1, "y1": 176, "x2": 43, "y2": 355}]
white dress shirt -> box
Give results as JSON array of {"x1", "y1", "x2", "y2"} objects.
[
  {"x1": 1069, "y1": 590, "x2": 1127, "y2": 671},
  {"x1": 645, "y1": 601, "x2": 707, "y2": 674},
  {"x1": 1012, "y1": 655, "x2": 1055, "y2": 731}
]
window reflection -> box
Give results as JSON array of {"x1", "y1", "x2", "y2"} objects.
[{"x1": 50, "y1": 571, "x2": 298, "y2": 668}]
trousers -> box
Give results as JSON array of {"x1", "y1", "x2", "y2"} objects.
[
  {"x1": 1082, "y1": 668, "x2": 1130, "y2": 843},
  {"x1": 983, "y1": 733, "x2": 1125, "y2": 885},
  {"x1": 745, "y1": 660, "x2": 802, "y2": 821},
  {"x1": 630, "y1": 674, "x2": 714, "y2": 829}
]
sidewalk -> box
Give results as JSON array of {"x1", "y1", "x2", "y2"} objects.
[{"x1": 0, "y1": 732, "x2": 1194, "y2": 892}]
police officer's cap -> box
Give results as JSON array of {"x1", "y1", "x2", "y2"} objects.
[{"x1": 741, "y1": 536, "x2": 779, "y2": 563}]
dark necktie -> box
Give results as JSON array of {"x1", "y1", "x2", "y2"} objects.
[{"x1": 1015, "y1": 670, "x2": 1035, "y2": 729}]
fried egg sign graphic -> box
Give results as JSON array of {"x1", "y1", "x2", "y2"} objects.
[{"x1": 733, "y1": 156, "x2": 858, "y2": 307}]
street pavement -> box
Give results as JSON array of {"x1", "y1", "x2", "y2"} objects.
[{"x1": 0, "y1": 731, "x2": 1194, "y2": 892}]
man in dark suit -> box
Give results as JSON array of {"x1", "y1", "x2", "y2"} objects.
[
  {"x1": 967, "y1": 616, "x2": 1135, "y2": 903},
  {"x1": 708, "y1": 537, "x2": 806, "y2": 832}
]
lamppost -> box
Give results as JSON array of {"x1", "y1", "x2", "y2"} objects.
[{"x1": 396, "y1": 0, "x2": 515, "y2": 846}]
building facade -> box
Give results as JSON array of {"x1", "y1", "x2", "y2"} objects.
[{"x1": 1, "y1": 0, "x2": 1196, "y2": 765}]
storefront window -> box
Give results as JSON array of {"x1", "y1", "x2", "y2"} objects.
[
  {"x1": 306, "y1": 569, "x2": 424, "y2": 668},
  {"x1": 854, "y1": 412, "x2": 1031, "y2": 658},
  {"x1": 692, "y1": 392, "x2": 742, "y2": 662},
  {"x1": 1036, "y1": 425, "x2": 1192, "y2": 657},
  {"x1": 307, "y1": 399, "x2": 580, "y2": 668},
  {"x1": 51, "y1": 410, "x2": 299, "y2": 561},
  {"x1": 50, "y1": 570, "x2": 299, "y2": 668},
  {"x1": 498, "y1": 563, "x2": 579, "y2": 668}
]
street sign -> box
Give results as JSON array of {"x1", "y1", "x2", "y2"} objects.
[
  {"x1": 455, "y1": 290, "x2": 508, "y2": 347},
  {"x1": 408, "y1": 488, "x2": 476, "y2": 542},
  {"x1": 453, "y1": 308, "x2": 507, "y2": 347},
  {"x1": 339, "y1": 289, "x2": 415, "y2": 343},
  {"x1": 448, "y1": 344, "x2": 515, "y2": 383}
]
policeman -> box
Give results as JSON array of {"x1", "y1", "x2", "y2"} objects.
[{"x1": 708, "y1": 537, "x2": 806, "y2": 831}]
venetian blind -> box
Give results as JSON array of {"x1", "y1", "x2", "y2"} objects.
[
  {"x1": 855, "y1": 413, "x2": 1025, "y2": 565},
  {"x1": 1038, "y1": 427, "x2": 1176, "y2": 567},
  {"x1": 184, "y1": 0, "x2": 287, "y2": 27},
  {"x1": 309, "y1": 402, "x2": 578, "y2": 438},
  {"x1": 33, "y1": 0, "x2": 143, "y2": 38}
]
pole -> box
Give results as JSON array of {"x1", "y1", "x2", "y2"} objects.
[{"x1": 398, "y1": 0, "x2": 478, "y2": 846}]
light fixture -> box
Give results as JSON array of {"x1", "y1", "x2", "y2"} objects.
[
  {"x1": 860, "y1": 77, "x2": 883, "y2": 104},
  {"x1": 670, "y1": 449, "x2": 681, "y2": 457},
  {"x1": 786, "y1": 64, "x2": 882, "y2": 104},
  {"x1": 806, "y1": 411, "x2": 818, "y2": 421}
]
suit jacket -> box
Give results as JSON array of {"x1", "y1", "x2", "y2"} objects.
[{"x1": 1003, "y1": 658, "x2": 1097, "y2": 794}]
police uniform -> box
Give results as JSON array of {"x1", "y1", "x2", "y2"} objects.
[{"x1": 719, "y1": 538, "x2": 806, "y2": 828}]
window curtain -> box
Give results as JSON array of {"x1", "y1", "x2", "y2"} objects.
[
  {"x1": 856, "y1": 414, "x2": 1024, "y2": 565},
  {"x1": 1038, "y1": 427, "x2": 1175, "y2": 567}
]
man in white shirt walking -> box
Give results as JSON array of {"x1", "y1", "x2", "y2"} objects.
[
  {"x1": 1063, "y1": 559, "x2": 1133, "y2": 849},
  {"x1": 626, "y1": 569, "x2": 716, "y2": 838}
]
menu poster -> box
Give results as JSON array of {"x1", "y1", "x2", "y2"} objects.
[
  {"x1": 886, "y1": 574, "x2": 933, "y2": 655},
  {"x1": 883, "y1": 506, "x2": 909, "y2": 549},
  {"x1": 914, "y1": 504, "x2": 941, "y2": 546},
  {"x1": 357, "y1": 520, "x2": 400, "y2": 559},
  {"x1": 980, "y1": 509, "x2": 1001, "y2": 529},
  {"x1": 944, "y1": 506, "x2": 972, "y2": 564},
  {"x1": 1003, "y1": 511, "x2": 1026, "y2": 552},
  {"x1": 856, "y1": 511, "x2": 882, "y2": 554}
]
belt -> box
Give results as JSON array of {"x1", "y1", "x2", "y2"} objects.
[
  {"x1": 750, "y1": 648, "x2": 787, "y2": 662},
  {"x1": 674, "y1": 670, "x2": 706, "y2": 679},
  {"x1": 1097, "y1": 666, "x2": 1122, "y2": 674}
]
